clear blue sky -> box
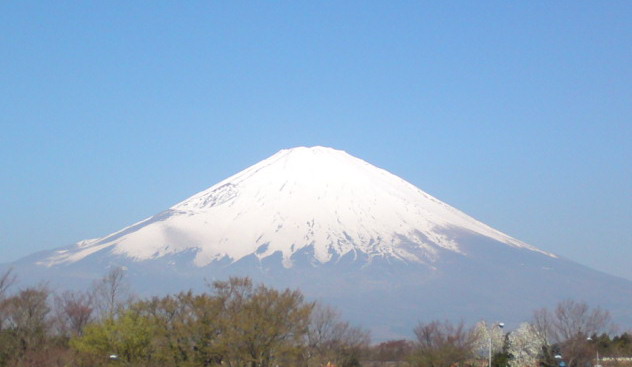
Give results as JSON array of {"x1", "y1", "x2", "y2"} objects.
[{"x1": 1, "y1": 2, "x2": 631, "y2": 280}]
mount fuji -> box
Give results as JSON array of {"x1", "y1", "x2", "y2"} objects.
[{"x1": 6, "y1": 146, "x2": 632, "y2": 339}]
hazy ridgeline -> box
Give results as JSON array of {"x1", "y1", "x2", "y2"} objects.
[{"x1": 1, "y1": 268, "x2": 630, "y2": 367}]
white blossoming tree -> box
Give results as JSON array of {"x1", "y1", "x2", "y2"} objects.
[
  {"x1": 472, "y1": 321, "x2": 505, "y2": 360},
  {"x1": 507, "y1": 323, "x2": 545, "y2": 367}
]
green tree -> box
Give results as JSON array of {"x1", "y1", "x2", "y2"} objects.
[
  {"x1": 212, "y1": 277, "x2": 314, "y2": 367},
  {"x1": 137, "y1": 291, "x2": 224, "y2": 367},
  {"x1": 70, "y1": 310, "x2": 156, "y2": 367}
]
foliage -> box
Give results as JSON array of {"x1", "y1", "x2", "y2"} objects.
[
  {"x1": 70, "y1": 310, "x2": 156, "y2": 366},
  {"x1": 492, "y1": 350, "x2": 512, "y2": 367},
  {"x1": 70, "y1": 276, "x2": 329, "y2": 367},
  {"x1": 138, "y1": 291, "x2": 224, "y2": 367},
  {"x1": 211, "y1": 277, "x2": 314, "y2": 367},
  {"x1": 586, "y1": 332, "x2": 632, "y2": 361},
  {"x1": 3, "y1": 267, "x2": 630, "y2": 367}
]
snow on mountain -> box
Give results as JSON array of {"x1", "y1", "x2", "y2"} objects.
[
  {"x1": 38, "y1": 146, "x2": 552, "y2": 269},
  {"x1": 7, "y1": 146, "x2": 632, "y2": 340}
]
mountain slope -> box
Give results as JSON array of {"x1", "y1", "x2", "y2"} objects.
[
  {"x1": 38, "y1": 146, "x2": 550, "y2": 269},
  {"x1": 6, "y1": 146, "x2": 632, "y2": 339}
]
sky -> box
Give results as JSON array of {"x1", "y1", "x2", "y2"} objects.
[{"x1": 1, "y1": 2, "x2": 631, "y2": 280}]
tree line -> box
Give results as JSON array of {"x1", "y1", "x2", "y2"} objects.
[
  {"x1": 1, "y1": 267, "x2": 631, "y2": 367},
  {"x1": 0, "y1": 268, "x2": 368, "y2": 367},
  {"x1": 366, "y1": 300, "x2": 631, "y2": 367}
]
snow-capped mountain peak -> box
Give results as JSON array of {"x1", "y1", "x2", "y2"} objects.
[{"x1": 39, "y1": 146, "x2": 553, "y2": 268}]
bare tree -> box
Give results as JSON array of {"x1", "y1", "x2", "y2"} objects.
[
  {"x1": 329, "y1": 321, "x2": 371, "y2": 367},
  {"x1": 0, "y1": 268, "x2": 16, "y2": 300},
  {"x1": 53, "y1": 290, "x2": 94, "y2": 337},
  {"x1": 0, "y1": 269, "x2": 17, "y2": 367},
  {"x1": 411, "y1": 320, "x2": 477, "y2": 367},
  {"x1": 369, "y1": 339, "x2": 415, "y2": 364},
  {"x1": 2, "y1": 285, "x2": 53, "y2": 367},
  {"x1": 552, "y1": 300, "x2": 612, "y2": 341},
  {"x1": 0, "y1": 268, "x2": 17, "y2": 332},
  {"x1": 91, "y1": 267, "x2": 133, "y2": 319},
  {"x1": 306, "y1": 303, "x2": 340, "y2": 365},
  {"x1": 305, "y1": 303, "x2": 370, "y2": 367},
  {"x1": 531, "y1": 299, "x2": 613, "y2": 367}
]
